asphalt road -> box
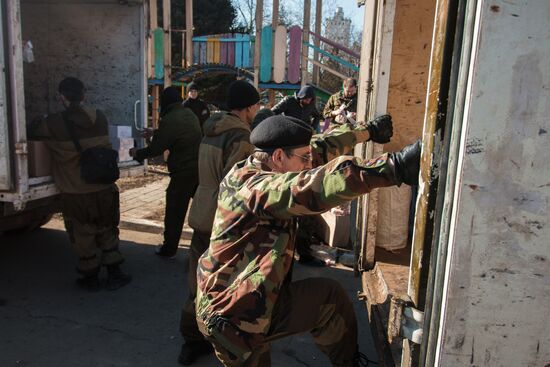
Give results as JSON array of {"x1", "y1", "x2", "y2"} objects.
[{"x1": 0, "y1": 220, "x2": 377, "y2": 367}]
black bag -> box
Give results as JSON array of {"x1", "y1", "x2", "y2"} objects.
[{"x1": 63, "y1": 112, "x2": 120, "y2": 184}]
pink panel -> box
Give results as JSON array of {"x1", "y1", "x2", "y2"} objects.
[{"x1": 288, "y1": 26, "x2": 302, "y2": 84}]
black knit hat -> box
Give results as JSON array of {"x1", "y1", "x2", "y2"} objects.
[
  {"x1": 161, "y1": 86, "x2": 183, "y2": 113},
  {"x1": 296, "y1": 85, "x2": 315, "y2": 100},
  {"x1": 251, "y1": 115, "x2": 313, "y2": 151},
  {"x1": 227, "y1": 80, "x2": 260, "y2": 110},
  {"x1": 188, "y1": 82, "x2": 199, "y2": 91},
  {"x1": 251, "y1": 108, "x2": 275, "y2": 130},
  {"x1": 58, "y1": 77, "x2": 85, "y2": 102}
]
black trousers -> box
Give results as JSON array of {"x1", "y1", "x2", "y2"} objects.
[{"x1": 163, "y1": 175, "x2": 198, "y2": 254}]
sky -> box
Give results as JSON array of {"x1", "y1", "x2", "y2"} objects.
[{"x1": 336, "y1": 0, "x2": 365, "y2": 29}]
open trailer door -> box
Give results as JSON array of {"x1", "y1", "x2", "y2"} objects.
[
  {"x1": 0, "y1": 2, "x2": 11, "y2": 191},
  {"x1": 354, "y1": 0, "x2": 437, "y2": 364}
]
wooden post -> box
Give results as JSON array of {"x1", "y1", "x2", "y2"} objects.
[
  {"x1": 312, "y1": 0, "x2": 322, "y2": 84},
  {"x1": 185, "y1": 0, "x2": 193, "y2": 67},
  {"x1": 152, "y1": 85, "x2": 160, "y2": 129},
  {"x1": 268, "y1": 89, "x2": 276, "y2": 107},
  {"x1": 355, "y1": 0, "x2": 378, "y2": 270},
  {"x1": 149, "y1": 0, "x2": 159, "y2": 129},
  {"x1": 301, "y1": 0, "x2": 311, "y2": 86},
  {"x1": 253, "y1": 0, "x2": 264, "y2": 88},
  {"x1": 163, "y1": 0, "x2": 171, "y2": 87},
  {"x1": 148, "y1": 0, "x2": 158, "y2": 79}
]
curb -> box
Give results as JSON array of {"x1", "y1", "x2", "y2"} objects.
[{"x1": 119, "y1": 217, "x2": 193, "y2": 240}]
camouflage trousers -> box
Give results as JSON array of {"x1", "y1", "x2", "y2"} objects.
[
  {"x1": 206, "y1": 277, "x2": 358, "y2": 367},
  {"x1": 61, "y1": 186, "x2": 123, "y2": 276},
  {"x1": 180, "y1": 230, "x2": 210, "y2": 342}
]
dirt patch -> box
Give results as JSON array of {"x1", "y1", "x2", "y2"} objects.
[
  {"x1": 117, "y1": 165, "x2": 167, "y2": 192},
  {"x1": 143, "y1": 207, "x2": 165, "y2": 221}
]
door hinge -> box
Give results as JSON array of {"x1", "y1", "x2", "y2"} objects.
[{"x1": 388, "y1": 297, "x2": 424, "y2": 345}]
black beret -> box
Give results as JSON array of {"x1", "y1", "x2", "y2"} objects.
[
  {"x1": 250, "y1": 115, "x2": 313, "y2": 151},
  {"x1": 227, "y1": 80, "x2": 260, "y2": 110},
  {"x1": 187, "y1": 82, "x2": 199, "y2": 91}
]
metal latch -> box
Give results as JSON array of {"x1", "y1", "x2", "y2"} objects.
[
  {"x1": 388, "y1": 298, "x2": 424, "y2": 345},
  {"x1": 14, "y1": 142, "x2": 28, "y2": 155}
]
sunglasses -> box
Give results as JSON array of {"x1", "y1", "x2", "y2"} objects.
[{"x1": 289, "y1": 152, "x2": 312, "y2": 163}]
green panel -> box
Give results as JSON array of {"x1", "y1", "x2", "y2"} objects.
[
  {"x1": 153, "y1": 28, "x2": 164, "y2": 79},
  {"x1": 260, "y1": 25, "x2": 273, "y2": 83}
]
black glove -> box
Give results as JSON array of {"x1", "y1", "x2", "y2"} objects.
[
  {"x1": 366, "y1": 114, "x2": 393, "y2": 144},
  {"x1": 391, "y1": 140, "x2": 421, "y2": 186}
]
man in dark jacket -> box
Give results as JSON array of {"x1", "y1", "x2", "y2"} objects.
[
  {"x1": 323, "y1": 77, "x2": 358, "y2": 129},
  {"x1": 27, "y1": 77, "x2": 131, "y2": 291},
  {"x1": 130, "y1": 87, "x2": 202, "y2": 257},
  {"x1": 178, "y1": 80, "x2": 260, "y2": 365},
  {"x1": 271, "y1": 85, "x2": 322, "y2": 129},
  {"x1": 182, "y1": 82, "x2": 210, "y2": 131}
]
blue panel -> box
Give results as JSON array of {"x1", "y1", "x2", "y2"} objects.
[
  {"x1": 242, "y1": 35, "x2": 251, "y2": 68},
  {"x1": 235, "y1": 34, "x2": 244, "y2": 68}
]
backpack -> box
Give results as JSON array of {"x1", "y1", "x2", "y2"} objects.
[{"x1": 62, "y1": 111, "x2": 120, "y2": 185}]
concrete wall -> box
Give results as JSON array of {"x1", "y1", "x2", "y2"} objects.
[
  {"x1": 437, "y1": 1, "x2": 550, "y2": 365},
  {"x1": 20, "y1": 0, "x2": 143, "y2": 127}
]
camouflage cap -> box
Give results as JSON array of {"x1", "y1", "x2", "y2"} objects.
[{"x1": 250, "y1": 115, "x2": 313, "y2": 151}]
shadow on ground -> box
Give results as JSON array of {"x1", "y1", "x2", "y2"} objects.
[{"x1": 0, "y1": 222, "x2": 377, "y2": 367}]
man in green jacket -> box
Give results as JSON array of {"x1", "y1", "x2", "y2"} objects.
[
  {"x1": 130, "y1": 87, "x2": 202, "y2": 257},
  {"x1": 196, "y1": 115, "x2": 420, "y2": 366},
  {"x1": 177, "y1": 80, "x2": 260, "y2": 365},
  {"x1": 27, "y1": 77, "x2": 131, "y2": 291}
]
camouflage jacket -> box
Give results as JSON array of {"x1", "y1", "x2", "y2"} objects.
[
  {"x1": 310, "y1": 121, "x2": 371, "y2": 166},
  {"x1": 196, "y1": 143, "x2": 398, "y2": 362}
]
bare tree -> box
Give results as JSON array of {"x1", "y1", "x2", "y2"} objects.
[{"x1": 233, "y1": 0, "x2": 256, "y2": 32}]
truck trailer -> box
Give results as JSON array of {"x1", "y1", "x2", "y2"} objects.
[{"x1": 0, "y1": 0, "x2": 147, "y2": 232}]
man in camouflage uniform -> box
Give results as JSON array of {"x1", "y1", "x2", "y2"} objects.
[
  {"x1": 27, "y1": 77, "x2": 131, "y2": 291},
  {"x1": 323, "y1": 78, "x2": 358, "y2": 129},
  {"x1": 195, "y1": 114, "x2": 420, "y2": 366}
]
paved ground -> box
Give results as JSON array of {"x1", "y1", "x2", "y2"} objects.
[{"x1": 0, "y1": 178, "x2": 378, "y2": 366}]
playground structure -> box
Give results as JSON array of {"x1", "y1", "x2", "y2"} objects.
[{"x1": 146, "y1": 0, "x2": 360, "y2": 126}]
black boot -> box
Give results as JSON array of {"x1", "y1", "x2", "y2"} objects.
[
  {"x1": 106, "y1": 264, "x2": 132, "y2": 291},
  {"x1": 155, "y1": 245, "x2": 177, "y2": 258},
  {"x1": 178, "y1": 341, "x2": 214, "y2": 365},
  {"x1": 75, "y1": 273, "x2": 101, "y2": 292}
]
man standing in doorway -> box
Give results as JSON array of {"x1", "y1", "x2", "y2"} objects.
[
  {"x1": 178, "y1": 80, "x2": 260, "y2": 365},
  {"x1": 130, "y1": 86, "x2": 202, "y2": 258},
  {"x1": 182, "y1": 82, "x2": 210, "y2": 132},
  {"x1": 27, "y1": 77, "x2": 131, "y2": 291}
]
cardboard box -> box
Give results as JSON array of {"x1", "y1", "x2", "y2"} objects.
[
  {"x1": 108, "y1": 125, "x2": 133, "y2": 139},
  {"x1": 116, "y1": 138, "x2": 134, "y2": 162},
  {"x1": 28, "y1": 141, "x2": 52, "y2": 177}
]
